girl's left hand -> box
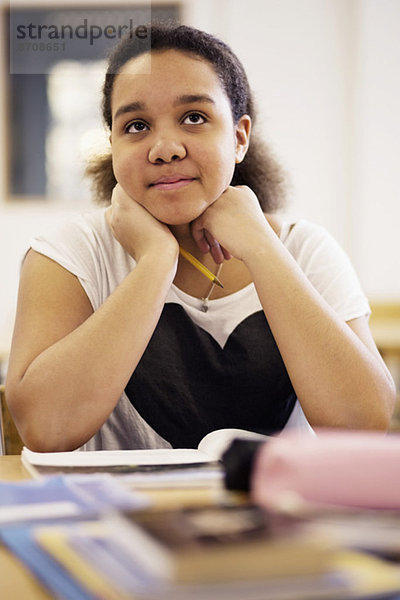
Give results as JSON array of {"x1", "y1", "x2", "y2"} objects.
[{"x1": 190, "y1": 186, "x2": 273, "y2": 263}]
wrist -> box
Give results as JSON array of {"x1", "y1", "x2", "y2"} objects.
[
  {"x1": 239, "y1": 225, "x2": 277, "y2": 266},
  {"x1": 136, "y1": 242, "x2": 179, "y2": 272}
]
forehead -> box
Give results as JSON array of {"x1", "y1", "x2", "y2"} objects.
[{"x1": 111, "y1": 49, "x2": 230, "y2": 113}]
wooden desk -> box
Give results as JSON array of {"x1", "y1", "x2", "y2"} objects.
[
  {"x1": 0, "y1": 457, "x2": 52, "y2": 599},
  {"x1": 2, "y1": 457, "x2": 400, "y2": 600},
  {"x1": 0, "y1": 455, "x2": 30, "y2": 481},
  {"x1": 0, "y1": 545, "x2": 53, "y2": 600},
  {"x1": 0, "y1": 457, "x2": 236, "y2": 600}
]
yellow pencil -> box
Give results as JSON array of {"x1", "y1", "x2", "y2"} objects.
[{"x1": 179, "y1": 246, "x2": 224, "y2": 288}]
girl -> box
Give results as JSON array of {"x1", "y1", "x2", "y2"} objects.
[{"x1": 6, "y1": 24, "x2": 395, "y2": 452}]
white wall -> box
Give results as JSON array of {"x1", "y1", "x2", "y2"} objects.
[
  {"x1": 0, "y1": 205, "x2": 75, "y2": 356},
  {"x1": 1, "y1": 0, "x2": 400, "y2": 360},
  {"x1": 350, "y1": 0, "x2": 400, "y2": 300},
  {"x1": 183, "y1": 0, "x2": 400, "y2": 301}
]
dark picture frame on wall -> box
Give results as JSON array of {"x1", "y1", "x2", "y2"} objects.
[{"x1": 5, "y1": 4, "x2": 180, "y2": 201}]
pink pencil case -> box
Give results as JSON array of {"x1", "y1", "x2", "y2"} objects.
[{"x1": 251, "y1": 430, "x2": 400, "y2": 510}]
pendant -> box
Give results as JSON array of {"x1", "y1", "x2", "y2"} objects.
[{"x1": 201, "y1": 298, "x2": 209, "y2": 312}]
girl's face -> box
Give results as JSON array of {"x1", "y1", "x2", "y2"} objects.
[{"x1": 110, "y1": 49, "x2": 250, "y2": 226}]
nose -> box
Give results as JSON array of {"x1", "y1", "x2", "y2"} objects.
[{"x1": 148, "y1": 131, "x2": 186, "y2": 164}]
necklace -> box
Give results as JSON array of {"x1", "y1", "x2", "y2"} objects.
[{"x1": 200, "y1": 263, "x2": 223, "y2": 312}]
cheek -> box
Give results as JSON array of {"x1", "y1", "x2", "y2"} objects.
[
  {"x1": 112, "y1": 150, "x2": 139, "y2": 190},
  {"x1": 111, "y1": 151, "x2": 123, "y2": 183},
  {"x1": 200, "y1": 140, "x2": 236, "y2": 188},
  {"x1": 211, "y1": 151, "x2": 236, "y2": 190}
]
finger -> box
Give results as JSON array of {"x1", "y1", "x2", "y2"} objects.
[
  {"x1": 191, "y1": 225, "x2": 210, "y2": 254},
  {"x1": 204, "y1": 230, "x2": 225, "y2": 264},
  {"x1": 201, "y1": 228, "x2": 232, "y2": 260},
  {"x1": 222, "y1": 247, "x2": 233, "y2": 260}
]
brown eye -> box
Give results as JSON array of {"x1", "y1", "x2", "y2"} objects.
[
  {"x1": 126, "y1": 121, "x2": 148, "y2": 134},
  {"x1": 183, "y1": 112, "x2": 206, "y2": 125}
]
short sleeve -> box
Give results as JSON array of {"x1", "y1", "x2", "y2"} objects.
[
  {"x1": 282, "y1": 220, "x2": 370, "y2": 321},
  {"x1": 29, "y1": 208, "x2": 134, "y2": 311}
]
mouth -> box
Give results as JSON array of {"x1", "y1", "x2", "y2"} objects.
[{"x1": 149, "y1": 175, "x2": 196, "y2": 191}]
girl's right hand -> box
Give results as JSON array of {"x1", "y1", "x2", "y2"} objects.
[{"x1": 106, "y1": 184, "x2": 179, "y2": 262}]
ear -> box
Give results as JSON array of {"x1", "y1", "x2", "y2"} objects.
[{"x1": 234, "y1": 114, "x2": 251, "y2": 164}]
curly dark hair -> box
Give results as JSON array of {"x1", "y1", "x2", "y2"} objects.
[{"x1": 86, "y1": 23, "x2": 287, "y2": 212}]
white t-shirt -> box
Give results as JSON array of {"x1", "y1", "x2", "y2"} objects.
[{"x1": 30, "y1": 208, "x2": 370, "y2": 450}]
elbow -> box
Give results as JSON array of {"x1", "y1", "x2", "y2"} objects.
[
  {"x1": 380, "y1": 382, "x2": 398, "y2": 431},
  {"x1": 350, "y1": 380, "x2": 397, "y2": 432},
  {"x1": 373, "y1": 370, "x2": 398, "y2": 431},
  {"x1": 20, "y1": 413, "x2": 84, "y2": 452},
  {"x1": 5, "y1": 384, "x2": 83, "y2": 453},
  {"x1": 347, "y1": 392, "x2": 396, "y2": 433},
  {"x1": 21, "y1": 431, "x2": 81, "y2": 453},
  {"x1": 365, "y1": 410, "x2": 394, "y2": 433},
  {"x1": 20, "y1": 427, "x2": 83, "y2": 453},
  {"x1": 347, "y1": 366, "x2": 397, "y2": 432},
  {"x1": 307, "y1": 380, "x2": 397, "y2": 433},
  {"x1": 374, "y1": 361, "x2": 398, "y2": 430}
]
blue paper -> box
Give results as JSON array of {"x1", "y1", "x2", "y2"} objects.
[
  {"x1": 0, "y1": 474, "x2": 147, "y2": 526},
  {"x1": 1, "y1": 525, "x2": 95, "y2": 600}
]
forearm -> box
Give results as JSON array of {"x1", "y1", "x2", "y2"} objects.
[
  {"x1": 10, "y1": 253, "x2": 177, "y2": 451},
  {"x1": 245, "y1": 232, "x2": 396, "y2": 430}
]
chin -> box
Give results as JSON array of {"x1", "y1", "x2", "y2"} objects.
[
  {"x1": 154, "y1": 206, "x2": 208, "y2": 227},
  {"x1": 162, "y1": 216, "x2": 193, "y2": 226}
]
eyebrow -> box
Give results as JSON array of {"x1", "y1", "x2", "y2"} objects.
[
  {"x1": 113, "y1": 101, "x2": 146, "y2": 122},
  {"x1": 174, "y1": 94, "x2": 215, "y2": 107},
  {"x1": 113, "y1": 94, "x2": 215, "y2": 122}
]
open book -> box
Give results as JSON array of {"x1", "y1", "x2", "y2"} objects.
[{"x1": 22, "y1": 428, "x2": 269, "y2": 479}]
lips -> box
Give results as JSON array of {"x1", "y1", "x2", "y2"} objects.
[{"x1": 149, "y1": 175, "x2": 196, "y2": 191}]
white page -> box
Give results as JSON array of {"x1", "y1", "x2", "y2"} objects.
[
  {"x1": 22, "y1": 447, "x2": 213, "y2": 467},
  {"x1": 22, "y1": 428, "x2": 270, "y2": 468},
  {"x1": 198, "y1": 428, "x2": 270, "y2": 461}
]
